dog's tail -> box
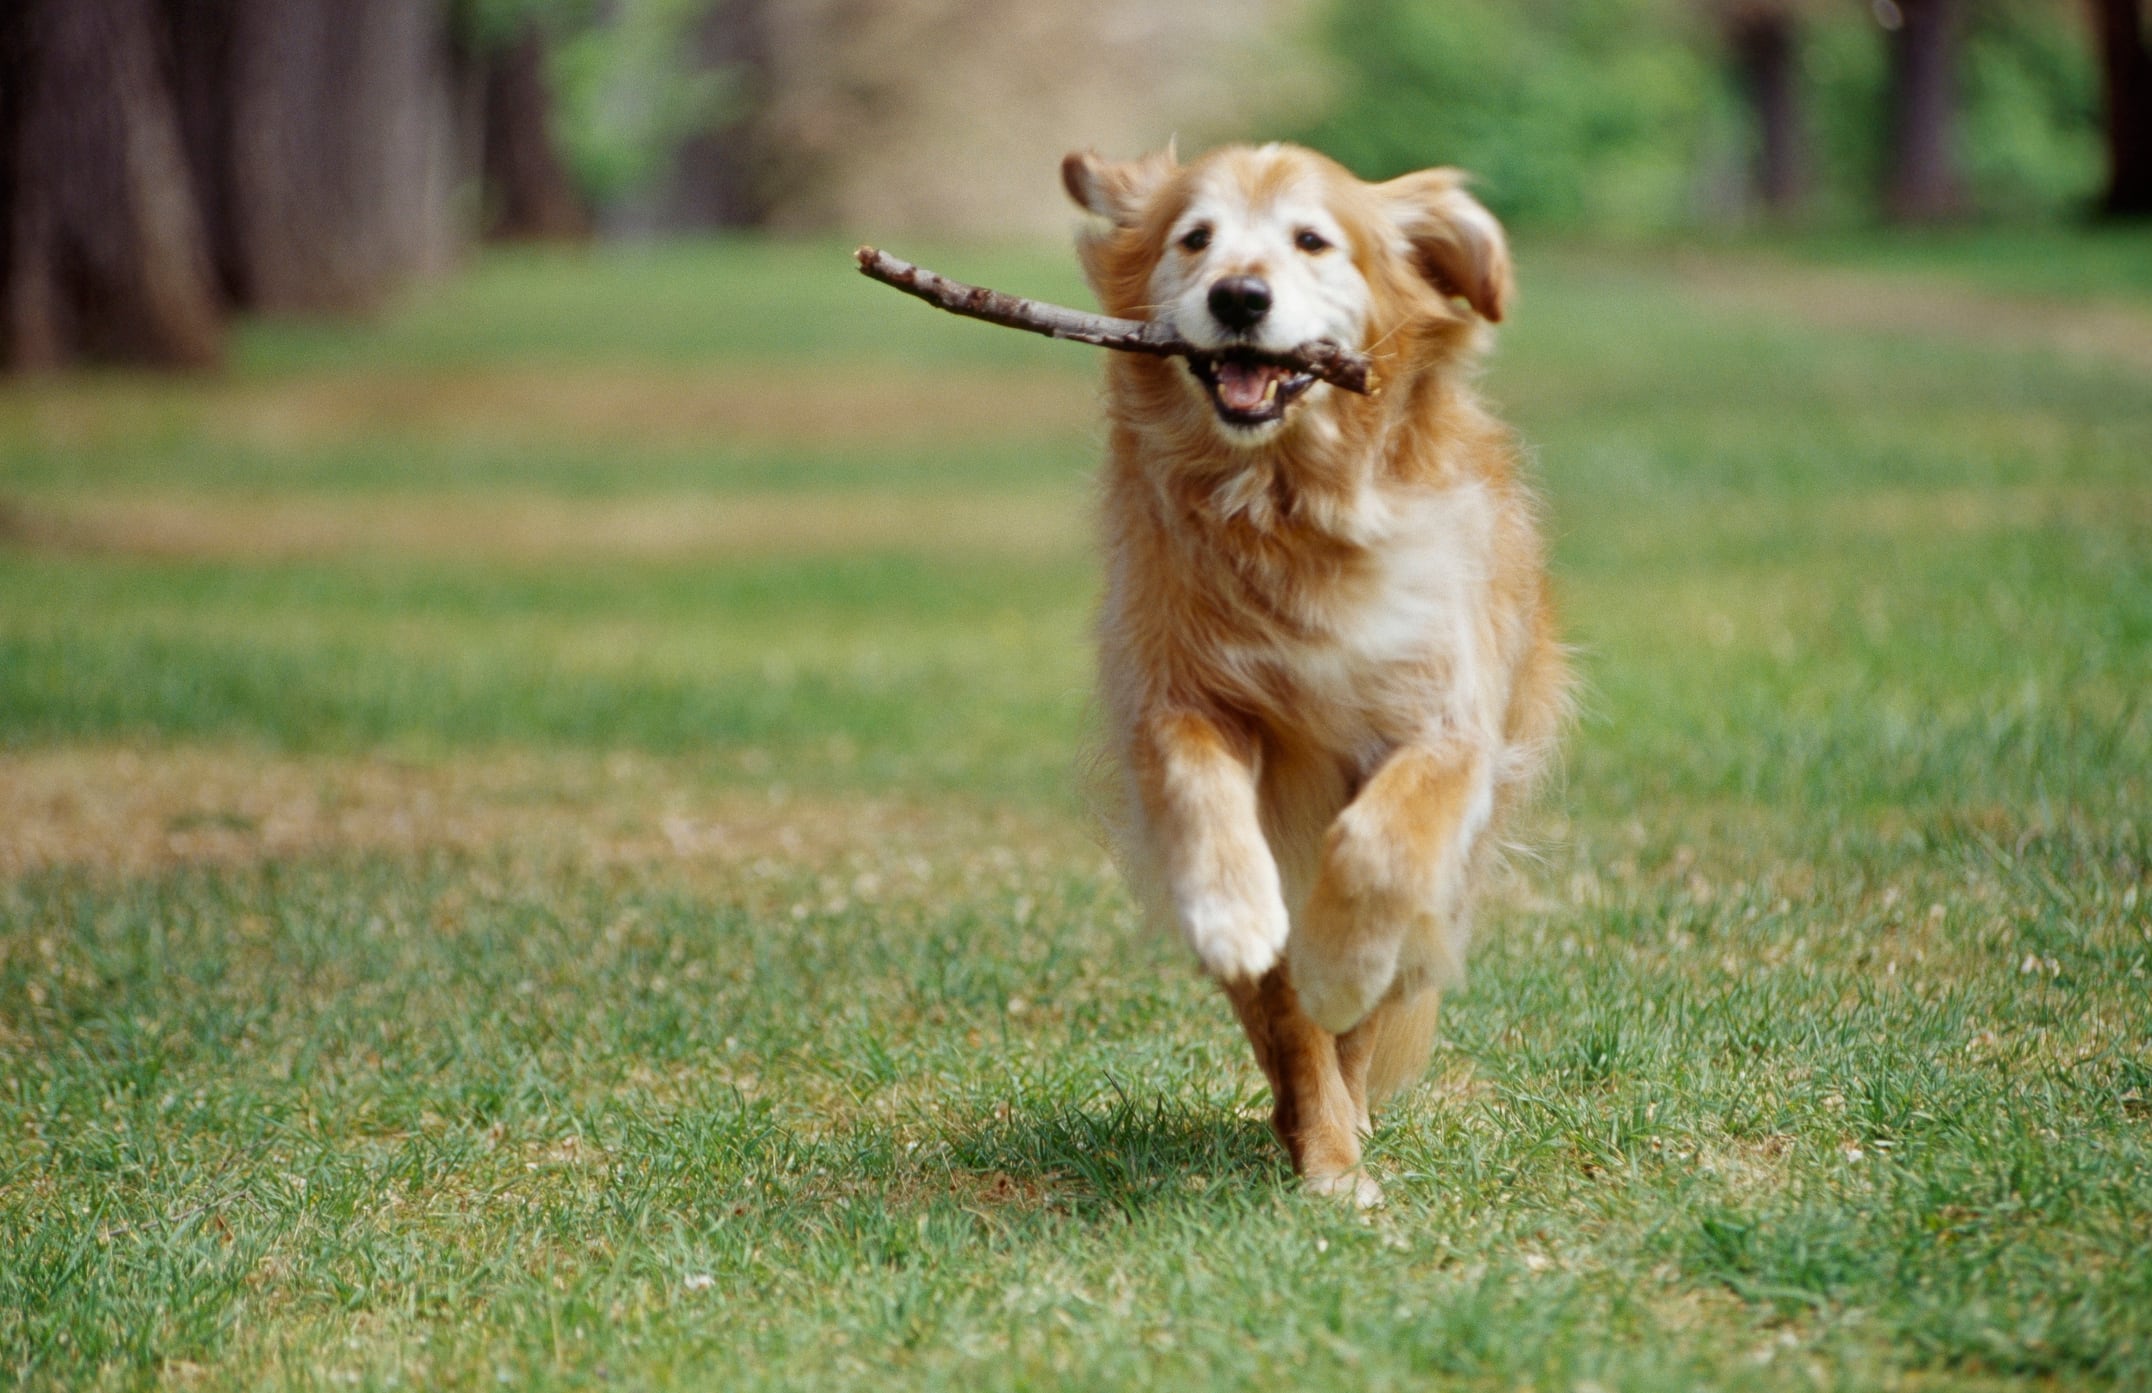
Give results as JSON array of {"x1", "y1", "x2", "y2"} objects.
[{"x1": 1363, "y1": 988, "x2": 1442, "y2": 1108}]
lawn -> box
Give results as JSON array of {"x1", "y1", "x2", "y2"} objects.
[{"x1": 2, "y1": 227, "x2": 2148, "y2": 1391}]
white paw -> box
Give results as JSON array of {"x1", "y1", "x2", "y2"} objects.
[
  {"x1": 1305, "y1": 1167, "x2": 1386, "y2": 1209},
  {"x1": 1177, "y1": 882, "x2": 1289, "y2": 983},
  {"x1": 1288, "y1": 935, "x2": 1397, "y2": 1035}
]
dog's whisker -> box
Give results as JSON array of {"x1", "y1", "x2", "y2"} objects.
[{"x1": 1362, "y1": 319, "x2": 1409, "y2": 355}]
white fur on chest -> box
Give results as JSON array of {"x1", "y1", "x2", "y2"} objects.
[{"x1": 1221, "y1": 479, "x2": 1499, "y2": 755}]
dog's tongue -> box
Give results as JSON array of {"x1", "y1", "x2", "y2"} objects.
[{"x1": 1216, "y1": 359, "x2": 1278, "y2": 413}]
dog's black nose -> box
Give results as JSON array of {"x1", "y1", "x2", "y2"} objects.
[{"x1": 1208, "y1": 275, "x2": 1271, "y2": 332}]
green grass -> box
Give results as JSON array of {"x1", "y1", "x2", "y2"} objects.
[
  {"x1": 235, "y1": 239, "x2": 1101, "y2": 374},
  {"x1": 0, "y1": 551, "x2": 1091, "y2": 794},
  {"x1": 1745, "y1": 223, "x2": 2152, "y2": 304},
  {"x1": 2, "y1": 227, "x2": 2148, "y2": 1390}
]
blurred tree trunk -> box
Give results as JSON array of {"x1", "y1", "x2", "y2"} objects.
[
  {"x1": 1881, "y1": 0, "x2": 1966, "y2": 223},
  {"x1": 481, "y1": 22, "x2": 591, "y2": 241},
  {"x1": 0, "y1": 0, "x2": 224, "y2": 370},
  {"x1": 1727, "y1": 5, "x2": 1809, "y2": 216},
  {"x1": 659, "y1": 0, "x2": 774, "y2": 229},
  {"x1": 163, "y1": 0, "x2": 245, "y2": 305},
  {"x1": 2093, "y1": 0, "x2": 2152, "y2": 217},
  {"x1": 167, "y1": 0, "x2": 462, "y2": 315}
]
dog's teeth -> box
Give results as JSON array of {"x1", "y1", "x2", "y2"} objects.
[{"x1": 1262, "y1": 378, "x2": 1279, "y2": 405}]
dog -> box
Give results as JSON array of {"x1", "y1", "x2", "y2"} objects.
[{"x1": 1064, "y1": 142, "x2": 1570, "y2": 1204}]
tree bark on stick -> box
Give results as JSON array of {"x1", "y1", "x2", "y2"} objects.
[
  {"x1": 855, "y1": 247, "x2": 1376, "y2": 395},
  {"x1": 0, "y1": 0, "x2": 224, "y2": 370},
  {"x1": 2094, "y1": 0, "x2": 2152, "y2": 218}
]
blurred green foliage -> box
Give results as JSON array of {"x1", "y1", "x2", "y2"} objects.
[
  {"x1": 1295, "y1": 0, "x2": 1720, "y2": 230},
  {"x1": 551, "y1": 0, "x2": 738, "y2": 209},
  {"x1": 455, "y1": 0, "x2": 732, "y2": 210},
  {"x1": 1957, "y1": 0, "x2": 2103, "y2": 216},
  {"x1": 477, "y1": 0, "x2": 2106, "y2": 233},
  {"x1": 1297, "y1": 0, "x2": 2103, "y2": 230}
]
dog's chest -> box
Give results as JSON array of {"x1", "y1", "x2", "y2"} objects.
[{"x1": 1206, "y1": 482, "x2": 1497, "y2": 748}]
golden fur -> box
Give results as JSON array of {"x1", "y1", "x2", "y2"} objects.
[{"x1": 1065, "y1": 142, "x2": 1569, "y2": 1203}]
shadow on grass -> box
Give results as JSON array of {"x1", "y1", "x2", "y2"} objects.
[{"x1": 933, "y1": 1082, "x2": 1287, "y2": 1218}]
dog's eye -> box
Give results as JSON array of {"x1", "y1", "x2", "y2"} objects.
[
  {"x1": 1294, "y1": 228, "x2": 1332, "y2": 254},
  {"x1": 1179, "y1": 225, "x2": 1212, "y2": 253}
]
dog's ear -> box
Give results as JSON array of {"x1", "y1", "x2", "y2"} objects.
[
  {"x1": 1375, "y1": 168, "x2": 1512, "y2": 323},
  {"x1": 1062, "y1": 147, "x2": 1178, "y2": 227}
]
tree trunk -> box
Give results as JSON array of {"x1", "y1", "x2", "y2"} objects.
[
  {"x1": 2094, "y1": 0, "x2": 2152, "y2": 218},
  {"x1": 1882, "y1": 0, "x2": 1966, "y2": 223},
  {"x1": 481, "y1": 23, "x2": 591, "y2": 241},
  {"x1": 0, "y1": 0, "x2": 223, "y2": 370},
  {"x1": 162, "y1": 0, "x2": 261, "y2": 308},
  {"x1": 1728, "y1": 7, "x2": 1809, "y2": 216},
  {"x1": 658, "y1": 0, "x2": 774, "y2": 229},
  {"x1": 169, "y1": 0, "x2": 462, "y2": 315}
]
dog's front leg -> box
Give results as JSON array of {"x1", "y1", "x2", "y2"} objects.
[
  {"x1": 1289, "y1": 743, "x2": 1491, "y2": 1033},
  {"x1": 1133, "y1": 709, "x2": 1289, "y2": 982},
  {"x1": 1223, "y1": 967, "x2": 1384, "y2": 1206}
]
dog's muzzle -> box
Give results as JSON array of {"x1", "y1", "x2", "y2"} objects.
[{"x1": 1188, "y1": 352, "x2": 1317, "y2": 427}]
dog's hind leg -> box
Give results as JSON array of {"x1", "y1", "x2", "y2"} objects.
[
  {"x1": 1223, "y1": 967, "x2": 1384, "y2": 1207},
  {"x1": 1288, "y1": 744, "x2": 1492, "y2": 1034},
  {"x1": 1356, "y1": 986, "x2": 1442, "y2": 1110}
]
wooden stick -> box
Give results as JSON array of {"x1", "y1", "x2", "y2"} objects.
[{"x1": 853, "y1": 246, "x2": 1376, "y2": 396}]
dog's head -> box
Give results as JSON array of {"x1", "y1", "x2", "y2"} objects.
[{"x1": 1063, "y1": 143, "x2": 1509, "y2": 448}]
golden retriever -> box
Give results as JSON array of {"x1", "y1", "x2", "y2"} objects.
[{"x1": 1064, "y1": 142, "x2": 1569, "y2": 1204}]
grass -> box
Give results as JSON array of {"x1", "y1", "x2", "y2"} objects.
[
  {"x1": 1743, "y1": 223, "x2": 2152, "y2": 304},
  {"x1": 2, "y1": 223, "x2": 2149, "y2": 1390}
]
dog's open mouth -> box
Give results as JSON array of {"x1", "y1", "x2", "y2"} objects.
[{"x1": 1188, "y1": 352, "x2": 1317, "y2": 428}]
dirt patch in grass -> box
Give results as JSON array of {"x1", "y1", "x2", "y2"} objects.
[
  {"x1": 1691, "y1": 1133, "x2": 1797, "y2": 1198},
  {"x1": 66, "y1": 470, "x2": 2029, "y2": 581},
  {"x1": 1670, "y1": 252, "x2": 2152, "y2": 375},
  {"x1": 1, "y1": 362, "x2": 1098, "y2": 454},
  {"x1": 0, "y1": 745, "x2": 1096, "y2": 882},
  {"x1": 1812, "y1": 483, "x2": 2152, "y2": 536},
  {"x1": 6, "y1": 490, "x2": 1087, "y2": 562}
]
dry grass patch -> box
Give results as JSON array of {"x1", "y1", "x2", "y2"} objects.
[
  {"x1": 1690, "y1": 1134, "x2": 1798, "y2": 1199},
  {"x1": 0, "y1": 363, "x2": 1097, "y2": 455},
  {"x1": 1798, "y1": 484, "x2": 2151, "y2": 538},
  {"x1": 0, "y1": 745, "x2": 1095, "y2": 882},
  {"x1": 4, "y1": 490, "x2": 1086, "y2": 563},
  {"x1": 1668, "y1": 251, "x2": 2152, "y2": 375}
]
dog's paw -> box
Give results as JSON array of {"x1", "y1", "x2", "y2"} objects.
[
  {"x1": 1304, "y1": 1167, "x2": 1385, "y2": 1209},
  {"x1": 1288, "y1": 934, "x2": 1397, "y2": 1035},
  {"x1": 1177, "y1": 880, "x2": 1289, "y2": 983}
]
